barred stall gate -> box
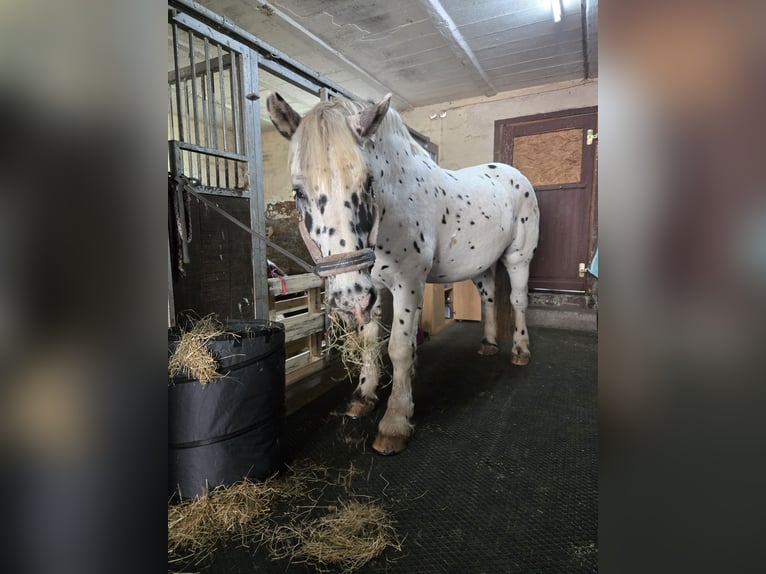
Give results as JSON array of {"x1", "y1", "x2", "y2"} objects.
[
  {"x1": 167, "y1": 0, "x2": 357, "y2": 383},
  {"x1": 167, "y1": 6, "x2": 268, "y2": 321},
  {"x1": 167, "y1": 1, "x2": 434, "y2": 386}
]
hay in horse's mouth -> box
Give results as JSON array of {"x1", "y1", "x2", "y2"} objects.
[{"x1": 327, "y1": 311, "x2": 388, "y2": 382}]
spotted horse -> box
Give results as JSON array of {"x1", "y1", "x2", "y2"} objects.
[{"x1": 267, "y1": 92, "x2": 540, "y2": 455}]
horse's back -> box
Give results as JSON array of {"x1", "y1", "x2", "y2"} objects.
[{"x1": 423, "y1": 162, "x2": 535, "y2": 282}]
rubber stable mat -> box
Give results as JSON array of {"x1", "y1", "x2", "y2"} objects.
[{"x1": 174, "y1": 322, "x2": 597, "y2": 573}]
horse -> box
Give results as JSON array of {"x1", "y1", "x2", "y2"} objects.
[{"x1": 267, "y1": 92, "x2": 540, "y2": 455}]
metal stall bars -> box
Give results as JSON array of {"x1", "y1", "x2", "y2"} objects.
[
  {"x1": 168, "y1": 0, "x2": 358, "y2": 322},
  {"x1": 168, "y1": 16, "x2": 262, "y2": 318},
  {"x1": 167, "y1": 0, "x2": 358, "y2": 381}
]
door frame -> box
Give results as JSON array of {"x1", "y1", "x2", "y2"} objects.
[{"x1": 494, "y1": 106, "x2": 598, "y2": 292}]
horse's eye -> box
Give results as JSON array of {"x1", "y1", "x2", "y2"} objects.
[{"x1": 293, "y1": 187, "x2": 305, "y2": 201}]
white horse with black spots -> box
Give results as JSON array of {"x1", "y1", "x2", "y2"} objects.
[{"x1": 268, "y1": 92, "x2": 539, "y2": 455}]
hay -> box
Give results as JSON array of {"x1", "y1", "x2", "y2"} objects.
[
  {"x1": 168, "y1": 479, "x2": 279, "y2": 565},
  {"x1": 270, "y1": 499, "x2": 401, "y2": 573},
  {"x1": 168, "y1": 315, "x2": 235, "y2": 384},
  {"x1": 167, "y1": 464, "x2": 324, "y2": 561},
  {"x1": 326, "y1": 312, "x2": 388, "y2": 382},
  {"x1": 168, "y1": 462, "x2": 401, "y2": 572}
]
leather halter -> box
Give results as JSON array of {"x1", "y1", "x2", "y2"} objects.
[{"x1": 298, "y1": 204, "x2": 379, "y2": 278}]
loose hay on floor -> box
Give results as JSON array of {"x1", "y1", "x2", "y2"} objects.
[
  {"x1": 168, "y1": 462, "x2": 401, "y2": 572},
  {"x1": 168, "y1": 479, "x2": 279, "y2": 565},
  {"x1": 168, "y1": 315, "x2": 235, "y2": 384},
  {"x1": 269, "y1": 499, "x2": 401, "y2": 573}
]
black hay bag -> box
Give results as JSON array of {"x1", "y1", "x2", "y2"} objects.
[{"x1": 168, "y1": 320, "x2": 286, "y2": 500}]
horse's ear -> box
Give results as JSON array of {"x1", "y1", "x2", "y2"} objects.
[
  {"x1": 348, "y1": 93, "x2": 392, "y2": 139},
  {"x1": 266, "y1": 92, "x2": 301, "y2": 139}
]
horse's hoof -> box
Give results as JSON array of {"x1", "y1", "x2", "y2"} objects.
[
  {"x1": 372, "y1": 433, "x2": 407, "y2": 455},
  {"x1": 478, "y1": 343, "x2": 499, "y2": 356},
  {"x1": 511, "y1": 353, "x2": 530, "y2": 366},
  {"x1": 346, "y1": 400, "x2": 375, "y2": 419}
]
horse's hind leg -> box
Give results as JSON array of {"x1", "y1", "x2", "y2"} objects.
[
  {"x1": 472, "y1": 266, "x2": 500, "y2": 356},
  {"x1": 501, "y1": 253, "x2": 534, "y2": 366},
  {"x1": 346, "y1": 298, "x2": 382, "y2": 418}
]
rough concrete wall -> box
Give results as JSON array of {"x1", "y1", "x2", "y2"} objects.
[
  {"x1": 262, "y1": 128, "x2": 292, "y2": 205},
  {"x1": 399, "y1": 79, "x2": 598, "y2": 170},
  {"x1": 263, "y1": 197, "x2": 313, "y2": 277},
  {"x1": 261, "y1": 127, "x2": 313, "y2": 275}
]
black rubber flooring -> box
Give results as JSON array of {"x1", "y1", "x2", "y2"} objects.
[{"x1": 183, "y1": 321, "x2": 597, "y2": 573}]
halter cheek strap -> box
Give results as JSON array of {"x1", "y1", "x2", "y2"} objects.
[{"x1": 298, "y1": 204, "x2": 379, "y2": 278}]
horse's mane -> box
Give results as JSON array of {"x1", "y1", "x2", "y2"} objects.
[{"x1": 290, "y1": 97, "x2": 428, "y2": 195}]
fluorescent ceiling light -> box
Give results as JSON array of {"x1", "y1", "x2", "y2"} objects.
[{"x1": 552, "y1": 0, "x2": 562, "y2": 23}]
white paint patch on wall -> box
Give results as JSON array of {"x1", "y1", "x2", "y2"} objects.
[{"x1": 400, "y1": 79, "x2": 598, "y2": 170}]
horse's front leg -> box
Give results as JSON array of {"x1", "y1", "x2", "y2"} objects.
[
  {"x1": 372, "y1": 286, "x2": 421, "y2": 455},
  {"x1": 346, "y1": 297, "x2": 382, "y2": 418}
]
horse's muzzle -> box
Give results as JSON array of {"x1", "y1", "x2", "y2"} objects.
[{"x1": 330, "y1": 285, "x2": 377, "y2": 326}]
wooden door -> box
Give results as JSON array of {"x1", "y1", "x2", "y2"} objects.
[{"x1": 495, "y1": 108, "x2": 597, "y2": 292}]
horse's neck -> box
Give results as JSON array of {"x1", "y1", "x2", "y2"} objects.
[{"x1": 369, "y1": 138, "x2": 440, "y2": 232}]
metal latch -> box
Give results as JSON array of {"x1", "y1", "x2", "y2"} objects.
[
  {"x1": 586, "y1": 129, "x2": 598, "y2": 145},
  {"x1": 578, "y1": 262, "x2": 586, "y2": 277}
]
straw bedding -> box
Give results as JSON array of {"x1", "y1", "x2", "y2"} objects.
[
  {"x1": 268, "y1": 499, "x2": 400, "y2": 572},
  {"x1": 168, "y1": 315, "x2": 237, "y2": 384},
  {"x1": 168, "y1": 462, "x2": 401, "y2": 572}
]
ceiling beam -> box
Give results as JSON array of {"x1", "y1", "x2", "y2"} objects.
[
  {"x1": 420, "y1": 0, "x2": 497, "y2": 97},
  {"x1": 581, "y1": 0, "x2": 598, "y2": 78},
  {"x1": 251, "y1": 0, "x2": 414, "y2": 109}
]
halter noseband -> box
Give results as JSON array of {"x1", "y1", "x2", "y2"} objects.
[{"x1": 298, "y1": 204, "x2": 379, "y2": 278}]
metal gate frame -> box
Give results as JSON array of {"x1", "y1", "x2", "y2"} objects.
[
  {"x1": 167, "y1": 2, "x2": 437, "y2": 381},
  {"x1": 167, "y1": 0, "x2": 356, "y2": 323}
]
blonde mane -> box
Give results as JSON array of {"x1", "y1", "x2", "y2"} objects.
[{"x1": 289, "y1": 97, "x2": 428, "y2": 194}]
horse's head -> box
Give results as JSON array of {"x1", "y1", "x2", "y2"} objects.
[{"x1": 267, "y1": 92, "x2": 391, "y2": 326}]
